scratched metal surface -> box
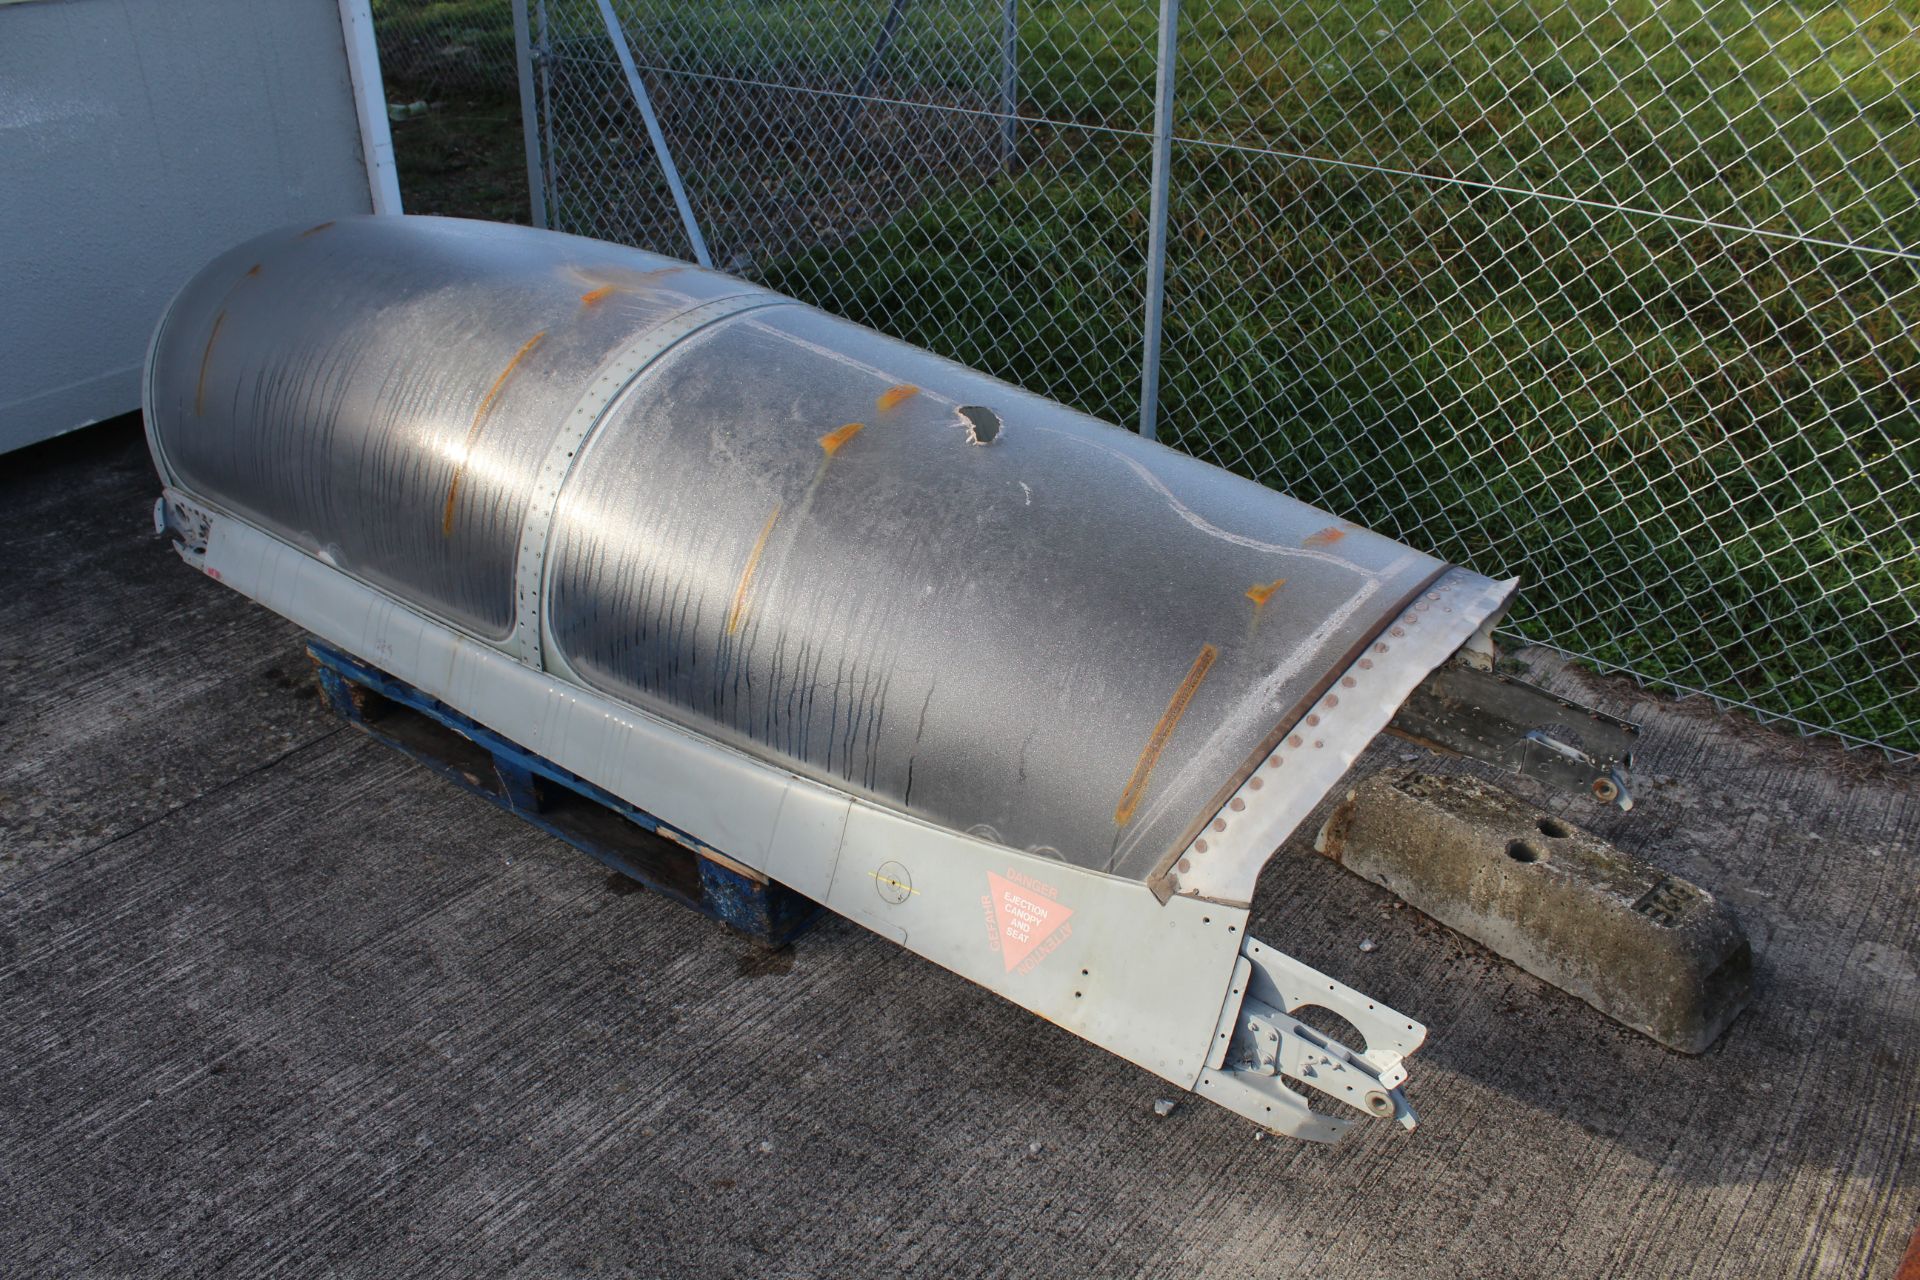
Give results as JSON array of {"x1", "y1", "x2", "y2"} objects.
[
  {"x1": 145, "y1": 217, "x2": 750, "y2": 639},
  {"x1": 548, "y1": 303, "x2": 1456, "y2": 880},
  {"x1": 4, "y1": 420, "x2": 1916, "y2": 1279},
  {"x1": 149, "y1": 216, "x2": 1496, "y2": 883}
]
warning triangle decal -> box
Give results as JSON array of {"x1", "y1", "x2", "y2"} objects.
[{"x1": 987, "y1": 871, "x2": 1074, "y2": 973}]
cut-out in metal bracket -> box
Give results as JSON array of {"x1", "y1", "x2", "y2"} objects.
[{"x1": 1195, "y1": 936, "x2": 1427, "y2": 1142}]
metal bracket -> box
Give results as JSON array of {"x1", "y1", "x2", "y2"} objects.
[
  {"x1": 1388, "y1": 664, "x2": 1639, "y2": 809},
  {"x1": 1195, "y1": 936, "x2": 1426, "y2": 1142},
  {"x1": 154, "y1": 494, "x2": 212, "y2": 562}
]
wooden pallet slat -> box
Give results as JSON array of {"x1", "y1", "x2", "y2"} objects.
[{"x1": 306, "y1": 638, "x2": 822, "y2": 946}]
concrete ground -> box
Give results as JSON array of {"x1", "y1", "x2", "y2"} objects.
[{"x1": 2, "y1": 417, "x2": 1915, "y2": 1279}]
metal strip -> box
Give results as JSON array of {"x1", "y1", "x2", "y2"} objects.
[
  {"x1": 593, "y1": 0, "x2": 713, "y2": 268},
  {"x1": 511, "y1": 293, "x2": 797, "y2": 663},
  {"x1": 1160, "y1": 568, "x2": 1519, "y2": 905},
  {"x1": 1135, "y1": 0, "x2": 1180, "y2": 441},
  {"x1": 1204, "y1": 955, "x2": 1253, "y2": 1071}
]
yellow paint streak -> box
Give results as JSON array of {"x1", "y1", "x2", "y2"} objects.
[
  {"x1": 819, "y1": 422, "x2": 865, "y2": 457},
  {"x1": 299, "y1": 220, "x2": 335, "y2": 238},
  {"x1": 725, "y1": 504, "x2": 783, "y2": 636},
  {"x1": 1245, "y1": 578, "x2": 1286, "y2": 607},
  {"x1": 442, "y1": 330, "x2": 548, "y2": 536},
  {"x1": 868, "y1": 869, "x2": 921, "y2": 897},
  {"x1": 1114, "y1": 643, "x2": 1218, "y2": 825},
  {"x1": 580, "y1": 285, "x2": 616, "y2": 306},
  {"x1": 876, "y1": 383, "x2": 919, "y2": 412},
  {"x1": 195, "y1": 311, "x2": 227, "y2": 416}
]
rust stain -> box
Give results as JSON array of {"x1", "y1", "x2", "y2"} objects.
[
  {"x1": 442, "y1": 330, "x2": 548, "y2": 536},
  {"x1": 1245, "y1": 578, "x2": 1286, "y2": 607},
  {"x1": 194, "y1": 311, "x2": 227, "y2": 416},
  {"x1": 580, "y1": 285, "x2": 616, "y2": 306},
  {"x1": 876, "y1": 384, "x2": 919, "y2": 412},
  {"x1": 818, "y1": 422, "x2": 866, "y2": 458},
  {"x1": 1898, "y1": 1223, "x2": 1920, "y2": 1280},
  {"x1": 245, "y1": 263, "x2": 263, "y2": 278},
  {"x1": 725, "y1": 504, "x2": 782, "y2": 636},
  {"x1": 299, "y1": 220, "x2": 335, "y2": 238},
  {"x1": 1115, "y1": 643, "x2": 1219, "y2": 825},
  {"x1": 1304, "y1": 526, "x2": 1347, "y2": 547}
]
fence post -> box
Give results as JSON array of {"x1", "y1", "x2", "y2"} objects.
[
  {"x1": 336, "y1": 0, "x2": 402, "y2": 214},
  {"x1": 593, "y1": 0, "x2": 714, "y2": 268},
  {"x1": 843, "y1": 0, "x2": 914, "y2": 151},
  {"x1": 511, "y1": 0, "x2": 549, "y2": 229},
  {"x1": 1135, "y1": 0, "x2": 1181, "y2": 440},
  {"x1": 1000, "y1": 0, "x2": 1019, "y2": 170},
  {"x1": 537, "y1": 0, "x2": 557, "y2": 214}
]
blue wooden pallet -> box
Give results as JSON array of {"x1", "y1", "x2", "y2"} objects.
[{"x1": 307, "y1": 639, "x2": 822, "y2": 947}]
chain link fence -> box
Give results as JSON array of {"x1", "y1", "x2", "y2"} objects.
[
  {"x1": 372, "y1": 1, "x2": 520, "y2": 101},
  {"x1": 370, "y1": 2, "x2": 530, "y2": 221},
  {"x1": 375, "y1": 0, "x2": 1918, "y2": 756}
]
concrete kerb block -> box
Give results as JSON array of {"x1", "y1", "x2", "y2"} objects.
[{"x1": 1316, "y1": 769, "x2": 1752, "y2": 1054}]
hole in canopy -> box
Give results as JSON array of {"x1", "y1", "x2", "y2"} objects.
[{"x1": 958, "y1": 405, "x2": 1002, "y2": 445}]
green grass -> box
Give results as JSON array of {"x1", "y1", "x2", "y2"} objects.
[
  {"x1": 373, "y1": 0, "x2": 521, "y2": 94},
  {"x1": 389, "y1": 95, "x2": 533, "y2": 223},
  {"x1": 372, "y1": 0, "x2": 1919, "y2": 750}
]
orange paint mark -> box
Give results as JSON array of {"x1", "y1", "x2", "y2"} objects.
[
  {"x1": 819, "y1": 422, "x2": 865, "y2": 457},
  {"x1": 876, "y1": 384, "x2": 919, "y2": 412},
  {"x1": 580, "y1": 285, "x2": 616, "y2": 306},
  {"x1": 1245, "y1": 578, "x2": 1286, "y2": 607},
  {"x1": 442, "y1": 330, "x2": 548, "y2": 536},
  {"x1": 1115, "y1": 643, "x2": 1219, "y2": 825},
  {"x1": 725, "y1": 504, "x2": 782, "y2": 636},
  {"x1": 1304, "y1": 526, "x2": 1347, "y2": 547},
  {"x1": 194, "y1": 310, "x2": 227, "y2": 416},
  {"x1": 245, "y1": 263, "x2": 263, "y2": 277},
  {"x1": 299, "y1": 220, "x2": 335, "y2": 238}
]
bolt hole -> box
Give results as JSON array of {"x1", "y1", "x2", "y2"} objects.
[
  {"x1": 1537, "y1": 817, "x2": 1571, "y2": 838},
  {"x1": 1507, "y1": 839, "x2": 1547, "y2": 864}
]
